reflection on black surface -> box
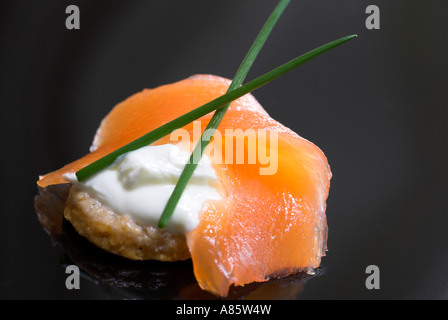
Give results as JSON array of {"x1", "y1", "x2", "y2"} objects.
[{"x1": 34, "y1": 184, "x2": 317, "y2": 300}]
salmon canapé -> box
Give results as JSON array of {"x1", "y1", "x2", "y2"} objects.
[{"x1": 37, "y1": 74, "x2": 332, "y2": 297}]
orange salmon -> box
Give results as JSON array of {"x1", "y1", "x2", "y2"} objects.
[{"x1": 38, "y1": 74, "x2": 331, "y2": 297}]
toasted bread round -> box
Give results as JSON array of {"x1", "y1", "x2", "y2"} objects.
[{"x1": 64, "y1": 185, "x2": 190, "y2": 261}]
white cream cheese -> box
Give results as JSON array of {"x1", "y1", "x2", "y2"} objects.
[{"x1": 65, "y1": 144, "x2": 222, "y2": 234}]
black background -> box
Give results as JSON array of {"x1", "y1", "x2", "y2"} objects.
[{"x1": 1, "y1": 0, "x2": 447, "y2": 299}]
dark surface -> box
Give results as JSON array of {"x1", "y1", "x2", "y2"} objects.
[{"x1": 1, "y1": 0, "x2": 447, "y2": 299}]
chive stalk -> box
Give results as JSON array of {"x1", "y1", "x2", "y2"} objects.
[
  {"x1": 76, "y1": 34, "x2": 357, "y2": 184},
  {"x1": 158, "y1": 0, "x2": 291, "y2": 228}
]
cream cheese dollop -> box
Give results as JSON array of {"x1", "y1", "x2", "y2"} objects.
[{"x1": 65, "y1": 144, "x2": 222, "y2": 234}]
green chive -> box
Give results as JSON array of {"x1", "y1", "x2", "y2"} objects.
[
  {"x1": 76, "y1": 33, "x2": 357, "y2": 183},
  {"x1": 158, "y1": 0, "x2": 290, "y2": 228}
]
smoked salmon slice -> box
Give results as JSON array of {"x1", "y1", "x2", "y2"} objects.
[{"x1": 37, "y1": 74, "x2": 331, "y2": 297}]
